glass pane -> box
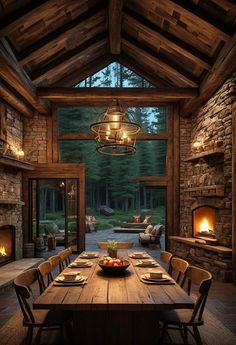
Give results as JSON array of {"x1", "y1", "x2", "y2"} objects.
[
  {"x1": 66, "y1": 179, "x2": 78, "y2": 251},
  {"x1": 75, "y1": 62, "x2": 154, "y2": 88},
  {"x1": 58, "y1": 106, "x2": 167, "y2": 134}
]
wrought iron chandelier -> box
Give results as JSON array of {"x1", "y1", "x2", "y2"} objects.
[{"x1": 90, "y1": 99, "x2": 141, "y2": 156}]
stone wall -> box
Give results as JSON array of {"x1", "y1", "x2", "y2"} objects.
[
  {"x1": 179, "y1": 74, "x2": 236, "y2": 247},
  {"x1": 0, "y1": 106, "x2": 24, "y2": 259}
]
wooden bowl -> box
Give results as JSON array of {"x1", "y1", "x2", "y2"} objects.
[{"x1": 98, "y1": 259, "x2": 130, "y2": 275}]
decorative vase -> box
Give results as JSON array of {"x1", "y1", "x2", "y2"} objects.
[{"x1": 107, "y1": 248, "x2": 117, "y2": 258}]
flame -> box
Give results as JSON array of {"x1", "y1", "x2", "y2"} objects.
[
  {"x1": 0, "y1": 246, "x2": 7, "y2": 256},
  {"x1": 199, "y1": 218, "x2": 211, "y2": 233}
]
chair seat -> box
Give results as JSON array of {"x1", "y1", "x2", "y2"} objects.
[
  {"x1": 23, "y1": 309, "x2": 70, "y2": 327},
  {"x1": 158, "y1": 309, "x2": 204, "y2": 326}
]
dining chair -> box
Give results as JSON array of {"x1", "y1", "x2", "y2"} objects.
[
  {"x1": 158, "y1": 266, "x2": 212, "y2": 345},
  {"x1": 160, "y1": 251, "x2": 173, "y2": 274},
  {"x1": 58, "y1": 248, "x2": 71, "y2": 270},
  {"x1": 38, "y1": 260, "x2": 53, "y2": 293},
  {"x1": 169, "y1": 257, "x2": 189, "y2": 287},
  {"x1": 48, "y1": 254, "x2": 61, "y2": 277},
  {"x1": 14, "y1": 268, "x2": 70, "y2": 345}
]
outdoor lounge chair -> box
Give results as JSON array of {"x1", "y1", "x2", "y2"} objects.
[
  {"x1": 139, "y1": 224, "x2": 164, "y2": 247},
  {"x1": 123, "y1": 215, "x2": 152, "y2": 229}
]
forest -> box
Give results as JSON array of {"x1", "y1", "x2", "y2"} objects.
[{"x1": 58, "y1": 63, "x2": 167, "y2": 214}]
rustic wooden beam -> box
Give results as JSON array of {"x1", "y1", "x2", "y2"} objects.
[
  {"x1": 51, "y1": 55, "x2": 111, "y2": 87},
  {"x1": 109, "y1": 0, "x2": 123, "y2": 54},
  {"x1": 168, "y1": 0, "x2": 232, "y2": 40},
  {"x1": 0, "y1": 0, "x2": 57, "y2": 37},
  {"x1": 31, "y1": 33, "x2": 107, "y2": 84},
  {"x1": 123, "y1": 9, "x2": 211, "y2": 70},
  {"x1": 0, "y1": 40, "x2": 49, "y2": 115},
  {"x1": 122, "y1": 34, "x2": 200, "y2": 87},
  {"x1": 37, "y1": 87, "x2": 199, "y2": 103},
  {"x1": 58, "y1": 133, "x2": 169, "y2": 140},
  {"x1": 0, "y1": 78, "x2": 34, "y2": 117},
  {"x1": 232, "y1": 100, "x2": 236, "y2": 285},
  {"x1": 181, "y1": 31, "x2": 236, "y2": 117},
  {"x1": 119, "y1": 54, "x2": 173, "y2": 87},
  {"x1": 18, "y1": 4, "x2": 106, "y2": 65}
]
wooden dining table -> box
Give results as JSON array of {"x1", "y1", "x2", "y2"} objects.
[{"x1": 34, "y1": 251, "x2": 194, "y2": 345}]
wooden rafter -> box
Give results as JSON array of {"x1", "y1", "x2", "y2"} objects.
[
  {"x1": 168, "y1": 0, "x2": 232, "y2": 40},
  {"x1": 0, "y1": 0, "x2": 58, "y2": 37},
  {"x1": 182, "y1": 31, "x2": 236, "y2": 117},
  {"x1": 18, "y1": 4, "x2": 106, "y2": 65},
  {"x1": 109, "y1": 0, "x2": 123, "y2": 54},
  {"x1": 37, "y1": 87, "x2": 199, "y2": 104},
  {"x1": 0, "y1": 39, "x2": 49, "y2": 114},
  {"x1": 123, "y1": 8, "x2": 211, "y2": 70},
  {"x1": 31, "y1": 33, "x2": 107, "y2": 84},
  {"x1": 51, "y1": 55, "x2": 111, "y2": 87},
  {"x1": 122, "y1": 34, "x2": 200, "y2": 87},
  {"x1": 119, "y1": 54, "x2": 173, "y2": 87},
  {"x1": 0, "y1": 77, "x2": 34, "y2": 117}
]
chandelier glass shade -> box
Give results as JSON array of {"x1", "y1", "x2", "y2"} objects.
[{"x1": 90, "y1": 100, "x2": 141, "y2": 156}]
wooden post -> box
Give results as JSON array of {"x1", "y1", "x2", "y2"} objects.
[{"x1": 232, "y1": 100, "x2": 236, "y2": 284}]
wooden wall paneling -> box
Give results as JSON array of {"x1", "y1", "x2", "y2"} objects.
[
  {"x1": 0, "y1": 102, "x2": 6, "y2": 140},
  {"x1": 232, "y1": 100, "x2": 236, "y2": 284},
  {"x1": 52, "y1": 105, "x2": 59, "y2": 163},
  {"x1": 109, "y1": 0, "x2": 123, "y2": 54}
]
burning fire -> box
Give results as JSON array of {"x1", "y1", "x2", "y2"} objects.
[
  {"x1": 0, "y1": 246, "x2": 7, "y2": 257},
  {"x1": 199, "y1": 218, "x2": 212, "y2": 233}
]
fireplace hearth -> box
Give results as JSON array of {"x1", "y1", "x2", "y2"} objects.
[
  {"x1": 0, "y1": 225, "x2": 15, "y2": 266},
  {"x1": 192, "y1": 206, "x2": 218, "y2": 245}
]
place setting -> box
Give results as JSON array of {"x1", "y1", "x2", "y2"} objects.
[
  {"x1": 135, "y1": 259, "x2": 159, "y2": 267},
  {"x1": 140, "y1": 270, "x2": 175, "y2": 285},
  {"x1": 79, "y1": 252, "x2": 99, "y2": 259},
  {"x1": 53, "y1": 272, "x2": 88, "y2": 287},
  {"x1": 68, "y1": 260, "x2": 93, "y2": 268},
  {"x1": 129, "y1": 251, "x2": 150, "y2": 259}
]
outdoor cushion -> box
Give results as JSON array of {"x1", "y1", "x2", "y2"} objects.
[
  {"x1": 132, "y1": 215, "x2": 142, "y2": 223},
  {"x1": 143, "y1": 215, "x2": 152, "y2": 224},
  {"x1": 144, "y1": 225, "x2": 153, "y2": 234}
]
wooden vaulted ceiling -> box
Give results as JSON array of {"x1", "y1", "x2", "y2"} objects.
[{"x1": 0, "y1": 0, "x2": 236, "y2": 117}]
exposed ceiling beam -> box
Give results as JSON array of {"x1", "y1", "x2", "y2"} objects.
[
  {"x1": 123, "y1": 8, "x2": 211, "y2": 70},
  {"x1": 0, "y1": 78, "x2": 34, "y2": 117},
  {"x1": 31, "y1": 32, "x2": 107, "y2": 84},
  {"x1": 37, "y1": 87, "x2": 199, "y2": 103},
  {"x1": 0, "y1": 39, "x2": 49, "y2": 115},
  {"x1": 51, "y1": 54, "x2": 111, "y2": 87},
  {"x1": 109, "y1": 0, "x2": 123, "y2": 54},
  {"x1": 18, "y1": 4, "x2": 106, "y2": 65},
  {"x1": 119, "y1": 54, "x2": 173, "y2": 87},
  {"x1": 181, "y1": 31, "x2": 236, "y2": 117},
  {"x1": 0, "y1": 0, "x2": 59, "y2": 37},
  {"x1": 168, "y1": 0, "x2": 232, "y2": 40},
  {"x1": 122, "y1": 34, "x2": 200, "y2": 87}
]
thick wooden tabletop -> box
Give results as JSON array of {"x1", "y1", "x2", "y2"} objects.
[{"x1": 33, "y1": 251, "x2": 194, "y2": 312}]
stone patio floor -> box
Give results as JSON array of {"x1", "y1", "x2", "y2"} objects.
[{"x1": 0, "y1": 229, "x2": 236, "y2": 335}]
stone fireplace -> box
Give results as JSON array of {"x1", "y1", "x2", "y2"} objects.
[
  {"x1": 0, "y1": 225, "x2": 15, "y2": 266},
  {"x1": 192, "y1": 206, "x2": 218, "y2": 244}
]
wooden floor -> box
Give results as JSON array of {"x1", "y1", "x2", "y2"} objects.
[{"x1": 0, "y1": 229, "x2": 236, "y2": 339}]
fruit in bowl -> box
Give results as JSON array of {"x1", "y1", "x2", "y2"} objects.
[{"x1": 98, "y1": 256, "x2": 130, "y2": 274}]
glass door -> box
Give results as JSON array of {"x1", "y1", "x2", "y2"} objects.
[{"x1": 29, "y1": 178, "x2": 79, "y2": 251}]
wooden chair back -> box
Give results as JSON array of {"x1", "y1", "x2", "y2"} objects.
[
  {"x1": 38, "y1": 260, "x2": 53, "y2": 293},
  {"x1": 48, "y1": 254, "x2": 61, "y2": 277},
  {"x1": 58, "y1": 248, "x2": 71, "y2": 270},
  {"x1": 169, "y1": 257, "x2": 189, "y2": 287},
  {"x1": 14, "y1": 268, "x2": 39, "y2": 324},
  {"x1": 160, "y1": 251, "x2": 173, "y2": 273},
  {"x1": 186, "y1": 266, "x2": 212, "y2": 322},
  {"x1": 97, "y1": 242, "x2": 134, "y2": 249}
]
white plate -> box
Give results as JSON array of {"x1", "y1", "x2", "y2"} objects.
[
  {"x1": 141, "y1": 273, "x2": 171, "y2": 282},
  {"x1": 136, "y1": 261, "x2": 158, "y2": 267},
  {"x1": 55, "y1": 275, "x2": 85, "y2": 283},
  {"x1": 69, "y1": 262, "x2": 92, "y2": 268},
  {"x1": 129, "y1": 254, "x2": 149, "y2": 259},
  {"x1": 80, "y1": 253, "x2": 98, "y2": 259}
]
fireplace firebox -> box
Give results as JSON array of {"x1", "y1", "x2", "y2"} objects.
[
  {"x1": 192, "y1": 206, "x2": 218, "y2": 245},
  {"x1": 0, "y1": 225, "x2": 15, "y2": 266}
]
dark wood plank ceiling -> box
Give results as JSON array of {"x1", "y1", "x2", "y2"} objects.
[{"x1": 0, "y1": 0, "x2": 235, "y2": 115}]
